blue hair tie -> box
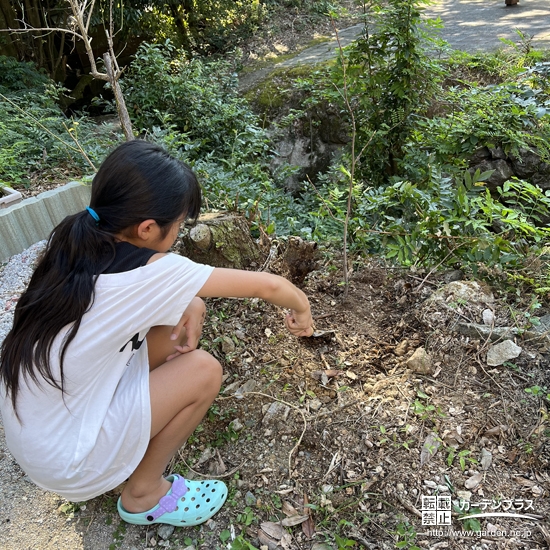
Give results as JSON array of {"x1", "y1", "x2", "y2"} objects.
[{"x1": 86, "y1": 206, "x2": 100, "y2": 225}]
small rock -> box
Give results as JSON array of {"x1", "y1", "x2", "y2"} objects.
[
  {"x1": 455, "y1": 322, "x2": 516, "y2": 342},
  {"x1": 229, "y1": 418, "x2": 244, "y2": 431},
  {"x1": 222, "y1": 380, "x2": 241, "y2": 394},
  {"x1": 220, "y1": 336, "x2": 236, "y2": 354},
  {"x1": 235, "y1": 379, "x2": 257, "y2": 397},
  {"x1": 322, "y1": 484, "x2": 334, "y2": 493},
  {"x1": 482, "y1": 309, "x2": 494, "y2": 326},
  {"x1": 182, "y1": 546, "x2": 196, "y2": 550},
  {"x1": 394, "y1": 340, "x2": 409, "y2": 356},
  {"x1": 245, "y1": 491, "x2": 257, "y2": 506},
  {"x1": 442, "y1": 269, "x2": 464, "y2": 283},
  {"x1": 424, "y1": 480, "x2": 438, "y2": 489},
  {"x1": 309, "y1": 398, "x2": 323, "y2": 411},
  {"x1": 396, "y1": 483, "x2": 405, "y2": 492},
  {"x1": 480, "y1": 449, "x2": 492, "y2": 470},
  {"x1": 456, "y1": 490, "x2": 472, "y2": 502},
  {"x1": 464, "y1": 473, "x2": 483, "y2": 489},
  {"x1": 486, "y1": 340, "x2": 522, "y2": 366},
  {"x1": 157, "y1": 525, "x2": 174, "y2": 540},
  {"x1": 429, "y1": 280, "x2": 494, "y2": 305},
  {"x1": 196, "y1": 447, "x2": 215, "y2": 466},
  {"x1": 486, "y1": 522, "x2": 505, "y2": 535},
  {"x1": 405, "y1": 347, "x2": 434, "y2": 375},
  {"x1": 262, "y1": 401, "x2": 290, "y2": 426},
  {"x1": 205, "y1": 519, "x2": 216, "y2": 530},
  {"x1": 235, "y1": 330, "x2": 246, "y2": 340}
]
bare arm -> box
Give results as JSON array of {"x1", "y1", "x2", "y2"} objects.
[{"x1": 197, "y1": 269, "x2": 313, "y2": 337}]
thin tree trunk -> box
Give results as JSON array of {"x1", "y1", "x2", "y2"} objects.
[
  {"x1": 103, "y1": 52, "x2": 134, "y2": 141},
  {"x1": 22, "y1": 0, "x2": 45, "y2": 70},
  {"x1": 0, "y1": 0, "x2": 21, "y2": 57}
]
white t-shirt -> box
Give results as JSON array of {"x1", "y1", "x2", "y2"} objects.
[{"x1": 0, "y1": 253, "x2": 214, "y2": 501}]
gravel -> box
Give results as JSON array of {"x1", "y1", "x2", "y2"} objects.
[{"x1": 0, "y1": 241, "x2": 46, "y2": 348}]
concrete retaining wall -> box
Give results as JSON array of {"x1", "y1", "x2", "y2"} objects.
[{"x1": 0, "y1": 181, "x2": 91, "y2": 263}]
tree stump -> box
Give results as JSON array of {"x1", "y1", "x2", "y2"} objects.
[
  {"x1": 177, "y1": 212, "x2": 262, "y2": 269},
  {"x1": 280, "y1": 236, "x2": 319, "y2": 284}
]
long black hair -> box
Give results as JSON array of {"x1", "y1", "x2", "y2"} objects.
[{"x1": 0, "y1": 140, "x2": 202, "y2": 412}]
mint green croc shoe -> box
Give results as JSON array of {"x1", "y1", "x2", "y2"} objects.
[{"x1": 117, "y1": 474, "x2": 228, "y2": 526}]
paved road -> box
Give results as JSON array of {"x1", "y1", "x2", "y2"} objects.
[
  {"x1": 239, "y1": 0, "x2": 550, "y2": 91},
  {"x1": 424, "y1": 0, "x2": 550, "y2": 52}
]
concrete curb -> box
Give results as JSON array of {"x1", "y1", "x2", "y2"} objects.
[{"x1": 0, "y1": 181, "x2": 91, "y2": 263}]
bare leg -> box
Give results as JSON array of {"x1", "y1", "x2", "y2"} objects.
[{"x1": 120, "y1": 327, "x2": 222, "y2": 513}]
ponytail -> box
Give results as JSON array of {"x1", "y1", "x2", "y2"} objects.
[{"x1": 0, "y1": 140, "x2": 202, "y2": 411}]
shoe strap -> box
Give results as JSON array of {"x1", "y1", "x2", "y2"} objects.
[{"x1": 146, "y1": 475, "x2": 188, "y2": 522}]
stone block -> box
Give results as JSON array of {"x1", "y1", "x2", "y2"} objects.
[{"x1": 0, "y1": 181, "x2": 92, "y2": 263}]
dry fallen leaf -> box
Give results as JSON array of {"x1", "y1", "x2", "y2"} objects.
[
  {"x1": 274, "y1": 488, "x2": 294, "y2": 495},
  {"x1": 260, "y1": 521, "x2": 285, "y2": 540},
  {"x1": 302, "y1": 493, "x2": 315, "y2": 539},
  {"x1": 420, "y1": 432, "x2": 441, "y2": 466},
  {"x1": 480, "y1": 448, "x2": 492, "y2": 471},
  {"x1": 514, "y1": 477, "x2": 536, "y2": 488},
  {"x1": 465, "y1": 473, "x2": 483, "y2": 489},
  {"x1": 484, "y1": 425, "x2": 509, "y2": 437},
  {"x1": 282, "y1": 501, "x2": 300, "y2": 517},
  {"x1": 281, "y1": 514, "x2": 310, "y2": 527},
  {"x1": 311, "y1": 369, "x2": 343, "y2": 382},
  {"x1": 257, "y1": 529, "x2": 279, "y2": 550},
  {"x1": 280, "y1": 533, "x2": 293, "y2": 550}
]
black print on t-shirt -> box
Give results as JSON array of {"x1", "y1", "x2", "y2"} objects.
[{"x1": 120, "y1": 333, "x2": 145, "y2": 353}]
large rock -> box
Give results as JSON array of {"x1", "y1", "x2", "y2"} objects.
[
  {"x1": 428, "y1": 280, "x2": 494, "y2": 306},
  {"x1": 470, "y1": 159, "x2": 514, "y2": 191},
  {"x1": 509, "y1": 148, "x2": 541, "y2": 179},
  {"x1": 532, "y1": 172, "x2": 550, "y2": 191}
]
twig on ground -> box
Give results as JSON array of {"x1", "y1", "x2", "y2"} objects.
[
  {"x1": 313, "y1": 399, "x2": 363, "y2": 419},
  {"x1": 414, "y1": 245, "x2": 461, "y2": 293},
  {"x1": 178, "y1": 452, "x2": 244, "y2": 479},
  {"x1": 395, "y1": 494, "x2": 422, "y2": 518},
  {"x1": 219, "y1": 391, "x2": 308, "y2": 475}
]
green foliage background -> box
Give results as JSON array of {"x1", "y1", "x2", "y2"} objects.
[{"x1": 1, "y1": 0, "x2": 550, "y2": 296}]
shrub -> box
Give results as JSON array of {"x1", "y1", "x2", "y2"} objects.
[{"x1": 0, "y1": 57, "x2": 118, "y2": 188}]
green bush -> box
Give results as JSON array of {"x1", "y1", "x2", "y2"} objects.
[
  {"x1": 125, "y1": 41, "x2": 300, "y2": 233},
  {"x1": 125, "y1": 41, "x2": 268, "y2": 161},
  {"x1": 327, "y1": 0, "x2": 444, "y2": 185},
  {"x1": 0, "y1": 58, "x2": 118, "y2": 188},
  {"x1": 0, "y1": 55, "x2": 49, "y2": 95},
  {"x1": 411, "y1": 82, "x2": 550, "y2": 170}
]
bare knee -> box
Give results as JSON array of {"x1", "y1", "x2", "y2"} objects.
[{"x1": 192, "y1": 349, "x2": 223, "y2": 396}]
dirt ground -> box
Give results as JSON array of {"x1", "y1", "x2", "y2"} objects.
[
  {"x1": 3, "y1": 3, "x2": 549, "y2": 549},
  {"x1": 1, "y1": 242, "x2": 548, "y2": 550},
  {"x1": 123, "y1": 243, "x2": 545, "y2": 550}
]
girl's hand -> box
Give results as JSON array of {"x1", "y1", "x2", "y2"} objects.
[
  {"x1": 166, "y1": 297, "x2": 206, "y2": 361},
  {"x1": 285, "y1": 308, "x2": 314, "y2": 337}
]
